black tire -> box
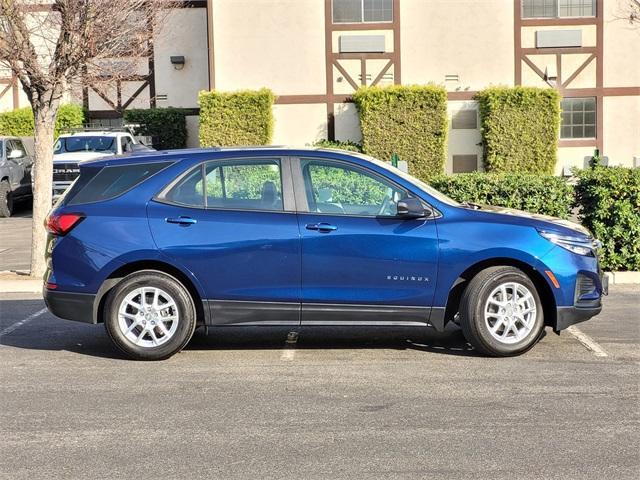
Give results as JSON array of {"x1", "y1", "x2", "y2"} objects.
[
  {"x1": 0, "y1": 180, "x2": 13, "y2": 218},
  {"x1": 459, "y1": 266, "x2": 544, "y2": 357},
  {"x1": 104, "y1": 270, "x2": 197, "y2": 360}
]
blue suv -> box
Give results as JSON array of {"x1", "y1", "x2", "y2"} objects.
[{"x1": 43, "y1": 148, "x2": 606, "y2": 360}]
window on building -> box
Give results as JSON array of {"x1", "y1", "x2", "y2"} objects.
[
  {"x1": 561, "y1": 97, "x2": 596, "y2": 139},
  {"x1": 522, "y1": 0, "x2": 596, "y2": 18},
  {"x1": 333, "y1": 0, "x2": 393, "y2": 23}
]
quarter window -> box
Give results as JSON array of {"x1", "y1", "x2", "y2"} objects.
[
  {"x1": 522, "y1": 0, "x2": 595, "y2": 18},
  {"x1": 301, "y1": 160, "x2": 406, "y2": 217},
  {"x1": 561, "y1": 97, "x2": 596, "y2": 139},
  {"x1": 333, "y1": 0, "x2": 393, "y2": 23}
]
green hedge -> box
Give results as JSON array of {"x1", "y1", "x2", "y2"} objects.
[
  {"x1": 312, "y1": 139, "x2": 363, "y2": 152},
  {"x1": 430, "y1": 172, "x2": 573, "y2": 218},
  {"x1": 199, "y1": 88, "x2": 275, "y2": 147},
  {"x1": 574, "y1": 167, "x2": 640, "y2": 271},
  {"x1": 475, "y1": 86, "x2": 561, "y2": 175},
  {"x1": 353, "y1": 85, "x2": 448, "y2": 180},
  {"x1": 124, "y1": 107, "x2": 187, "y2": 150},
  {"x1": 0, "y1": 104, "x2": 84, "y2": 137}
]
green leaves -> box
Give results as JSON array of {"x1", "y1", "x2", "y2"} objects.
[
  {"x1": 0, "y1": 104, "x2": 84, "y2": 138},
  {"x1": 430, "y1": 172, "x2": 573, "y2": 218},
  {"x1": 574, "y1": 167, "x2": 640, "y2": 271},
  {"x1": 353, "y1": 85, "x2": 448, "y2": 180},
  {"x1": 124, "y1": 107, "x2": 188, "y2": 150},
  {"x1": 198, "y1": 89, "x2": 275, "y2": 147},
  {"x1": 475, "y1": 87, "x2": 561, "y2": 175}
]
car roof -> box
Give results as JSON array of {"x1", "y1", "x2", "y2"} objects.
[{"x1": 81, "y1": 146, "x2": 374, "y2": 167}]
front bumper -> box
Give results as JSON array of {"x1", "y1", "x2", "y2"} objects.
[
  {"x1": 555, "y1": 305, "x2": 602, "y2": 331},
  {"x1": 43, "y1": 287, "x2": 96, "y2": 324}
]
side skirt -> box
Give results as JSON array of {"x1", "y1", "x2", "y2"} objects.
[{"x1": 204, "y1": 300, "x2": 444, "y2": 331}]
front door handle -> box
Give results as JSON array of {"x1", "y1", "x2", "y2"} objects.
[
  {"x1": 306, "y1": 222, "x2": 337, "y2": 233},
  {"x1": 166, "y1": 216, "x2": 197, "y2": 226}
]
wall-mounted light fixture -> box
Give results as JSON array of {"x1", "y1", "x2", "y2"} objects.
[{"x1": 170, "y1": 56, "x2": 185, "y2": 70}]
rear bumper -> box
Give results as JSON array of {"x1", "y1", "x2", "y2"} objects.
[
  {"x1": 555, "y1": 305, "x2": 602, "y2": 331},
  {"x1": 43, "y1": 287, "x2": 96, "y2": 324}
]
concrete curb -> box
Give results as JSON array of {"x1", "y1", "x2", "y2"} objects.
[
  {"x1": 605, "y1": 271, "x2": 640, "y2": 285},
  {"x1": 0, "y1": 278, "x2": 42, "y2": 294}
]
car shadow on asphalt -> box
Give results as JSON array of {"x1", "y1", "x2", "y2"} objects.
[{"x1": 0, "y1": 300, "x2": 477, "y2": 359}]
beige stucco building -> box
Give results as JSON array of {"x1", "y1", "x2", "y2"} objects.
[{"x1": 1, "y1": 0, "x2": 638, "y2": 173}]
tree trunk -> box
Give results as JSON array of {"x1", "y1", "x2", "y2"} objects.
[{"x1": 29, "y1": 105, "x2": 57, "y2": 278}]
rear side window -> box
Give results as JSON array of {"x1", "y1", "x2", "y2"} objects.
[
  {"x1": 67, "y1": 162, "x2": 172, "y2": 205},
  {"x1": 161, "y1": 158, "x2": 283, "y2": 211}
]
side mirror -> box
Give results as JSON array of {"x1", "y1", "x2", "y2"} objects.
[
  {"x1": 397, "y1": 197, "x2": 428, "y2": 218},
  {"x1": 8, "y1": 149, "x2": 24, "y2": 159}
]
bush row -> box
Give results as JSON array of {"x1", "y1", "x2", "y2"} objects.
[
  {"x1": 430, "y1": 172, "x2": 573, "y2": 218},
  {"x1": 429, "y1": 168, "x2": 639, "y2": 271},
  {"x1": 124, "y1": 107, "x2": 187, "y2": 150},
  {"x1": 0, "y1": 104, "x2": 84, "y2": 137},
  {"x1": 573, "y1": 167, "x2": 640, "y2": 271}
]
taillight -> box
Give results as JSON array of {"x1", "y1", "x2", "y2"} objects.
[{"x1": 45, "y1": 213, "x2": 84, "y2": 235}]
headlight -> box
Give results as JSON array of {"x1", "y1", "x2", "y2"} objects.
[{"x1": 538, "y1": 230, "x2": 598, "y2": 256}]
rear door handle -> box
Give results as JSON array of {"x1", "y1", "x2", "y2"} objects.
[
  {"x1": 306, "y1": 222, "x2": 337, "y2": 233},
  {"x1": 166, "y1": 216, "x2": 197, "y2": 226}
]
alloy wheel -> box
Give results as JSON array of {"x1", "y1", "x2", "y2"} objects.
[{"x1": 483, "y1": 282, "x2": 537, "y2": 344}]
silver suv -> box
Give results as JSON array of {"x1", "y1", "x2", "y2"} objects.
[{"x1": 0, "y1": 136, "x2": 33, "y2": 217}]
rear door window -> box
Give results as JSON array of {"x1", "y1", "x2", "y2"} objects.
[
  {"x1": 161, "y1": 159, "x2": 283, "y2": 211},
  {"x1": 66, "y1": 162, "x2": 172, "y2": 205}
]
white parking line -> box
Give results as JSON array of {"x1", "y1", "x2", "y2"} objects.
[
  {"x1": 566, "y1": 325, "x2": 609, "y2": 358},
  {"x1": 0, "y1": 307, "x2": 47, "y2": 340}
]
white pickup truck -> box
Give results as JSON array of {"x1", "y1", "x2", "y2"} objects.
[{"x1": 52, "y1": 130, "x2": 151, "y2": 200}]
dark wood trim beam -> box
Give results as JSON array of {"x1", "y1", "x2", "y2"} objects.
[
  {"x1": 558, "y1": 139, "x2": 597, "y2": 148},
  {"x1": 330, "y1": 22, "x2": 394, "y2": 31},
  {"x1": 206, "y1": 0, "x2": 215, "y2": 90},
  {"x1": 392, "y1": 0, "x2": 401, "y2": 85},
  {"x1": 561, "y1": 53, "x2": 596, "y2": 89},
  {"x1": 522, "y1": 47, "x2": 597, "y2": 55},
  {"x1": 121, "y1": 81, "x2": 150, "y2": 110},
  {"x1": 371, "y1": 60, "x2": 393, "y2": 87},
  {"x1": 324, "y1": 0, "x2": 335, "y2": 140},
  {"x1": 522, "y1": 55, "x2": 547, "y2": 81},
  {"x1": 447, "y1": 91, "x2": 477, "y2": 101},
  {"x1": 275, "y1": 95, "x2": 329, "y2": 104},
  {"x1": 522, "y1": 17, "x2": 597, "y2": 26},
  {"x1": 514, "y1": 0, "x2": 522, "y2": 85},
  {"x1": 332, "y1": 60, "x2": 359, "y2": 92}
]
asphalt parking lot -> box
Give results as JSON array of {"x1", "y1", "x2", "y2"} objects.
[
  {"x1": 0, "y1": 204, "x2": 32, "y2": 272},
  {"x1": 0, "y1": 286, "x2": 638, "y2": 480}
]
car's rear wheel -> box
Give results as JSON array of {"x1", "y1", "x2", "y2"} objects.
[
  {"x1": 104, "y1": 270, "x2": 196, "y2": 360},
  {"x1": 459, "y1": 266, "x2": 544, "y2": 356},
  {"x1": 0, "y1": 180, "x2": 13, "y2": 218}
]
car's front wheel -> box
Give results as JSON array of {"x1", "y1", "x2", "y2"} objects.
[
  {"x1": 459, "y1": 266, "x2": 544, "y2": 356},
  {"x1": 104, "y1": 270, "x2": 197, "y2": 360}
]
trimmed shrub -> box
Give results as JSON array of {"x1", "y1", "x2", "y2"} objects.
[
  {"x1": 0, "y1": 104, "x2": 84, "y2": 137},
  {"x1": 574, "y1": 166, "x2": 640, "y2": 271},
  {"x1": 430, "y1": 172, "x2": 573, "y2": 218},
  {"x1": 312, "y1": 139, "x2": 363, "y2": 152},
  {"x1": 199, "y1": 88, "x2": 275, "y2": 147},
  {"x1": 353, "y1": 85, "x2": 448, "y2": 180},
  {"x1": 475, "y1": 86, "x2": 561, "y2": 175},
  {"x1": 124, "y1": 107, "x2": 187, "y2": 150}
]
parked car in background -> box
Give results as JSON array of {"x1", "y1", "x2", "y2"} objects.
[
  {"x1": 52, "y1": 129, "x2": 152, "y2": 200},
  {"x1": 43, "y1": 147, "x2": 606, "y2": 360},
  {"x1": 0, "y1": 136, "x2": 33, "y2": 217}
]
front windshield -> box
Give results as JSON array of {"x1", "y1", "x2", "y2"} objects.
[
  {"x1": 352, "y1": 152, "x2": 461, "y2": 207},
  {"x1": 55, "y1": 136, "x2": 117, "y2": 154}
]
